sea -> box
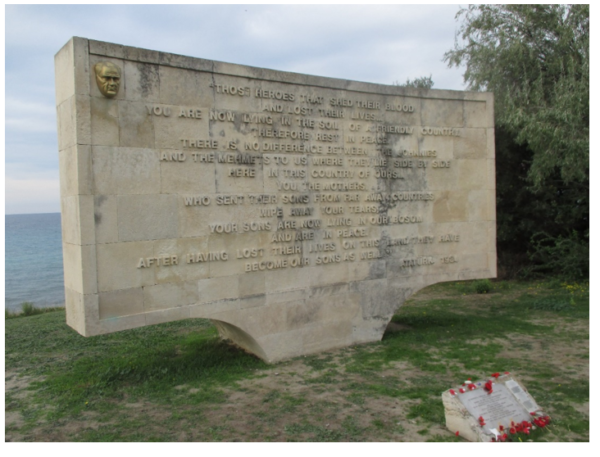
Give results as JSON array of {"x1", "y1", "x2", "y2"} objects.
[{"x1": 5, "y1": 213, "x2": 65, "y2": 312}]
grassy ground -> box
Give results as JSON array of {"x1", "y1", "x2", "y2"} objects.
[{"x1": 5, "y1": 279, "x2": 589, "y2": 442}]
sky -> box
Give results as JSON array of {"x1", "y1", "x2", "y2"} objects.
[{"x1": 4, "y1": 2, "x2": 469, "y2": 215}]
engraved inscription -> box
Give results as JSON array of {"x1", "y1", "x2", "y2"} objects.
[{"x1": 458, "y1": 385, "x2": 533, "y2": 433}]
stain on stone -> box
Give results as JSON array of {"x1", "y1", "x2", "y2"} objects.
[
  {"x1": 138, "y1": 63, "x2": 159, "y2": 98},
  {"x1": 287, "y1": 300, "x2": 321, "y2": 327}
]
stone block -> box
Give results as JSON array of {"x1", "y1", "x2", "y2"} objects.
[
  {"x1": 96, "y1": 314, "x2": 148, "y2": 335},
  {"x1": 55, "y1": 40, "x2": 76, "y2": 105},
  {"x1": 99, "y1": 287, "x2": 144, "y2": 319},
  {"x1": 96, "y1": 240, "x2": 155, "y2": 292},
  {"x1": 94, "y1": 194, "x2": 119, "y2": 244},
  {"x1": 90, "y1": 97, "x2": 119, "y2": 146},
  {"x1": 59, "y1": 144, "x2": 92, "y2": 196},
  {"x1": 239, "y1": 304, "x2": 286, "y2": 336},
  {"x1": 92, "y1": 146, "x2": 160, "y2": 195},
  {"x1": 56, "y1": 97, "x2": 77, "y2": 151},
  {"x1": 153, "y1": 111, "x2": 210, "y2": 150},
  {"x1": 64, "y1": 286, "x2": 86, "y2": 334},
  {"x1": 118, "y1": 101, "x2": 156, "y2": 148},
  {"x1": 189, "y1": 298, "x2": 240, "y2": 317},
  {"x1": 158, "y1": 66, "x2": 214, "y2": 106},
  {"x1": 152, "y1": 236, "x2": 210, "y2": 284},
  {"x1": 420, "y1": 98, "x2": 464, "y2": 127},
  {"x1": 255, "y1": 330, "x2": 304, "y2": 362},
  {"x1": 117, "y1": 194, "x2": 179, "y2": 242},
  {"x1": 301, "y1": 321, "x2": 352, "y2": 354},
  {"x1": 145, "y1": 306, "x2": 191, "y2": 326},
  {"x1": 433, "y1": 190, "x2": 469, "y2": 222},
  {"x1": 62, "y1": 242, "x2": 97, "y2": 294},
  {"x1": 197, "y1": 276, "x2": 239, "y2": 304},
  {"x1": 160, "y1": 156, "x2": 216, "y2": 194},
  {"x1": 453, "y1": 129, "x2": 487, "y2": 159},
  {"x1": 238, "y1": 270, "x2": 266, "y2": 297},
  {"x1": 123, "y1": 61, "x2": 160, "y2": 102},
  {"x1": 463, "y1": 100, "x2": 489, "y2": 129},
  {"x1": 142, "y1": 281, "x2": 198, "y2": 312}
]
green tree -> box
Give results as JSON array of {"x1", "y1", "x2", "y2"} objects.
[
  {"x1": 444, "y1": 5, "x2": 589, "y2": 279},
  {"x1": 394, "y1": 75, "x2": 434, "y2": 89}
]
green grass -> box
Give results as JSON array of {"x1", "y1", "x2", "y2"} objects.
[
  {"x1": 5, "y1": 279, "x2": 589, "y2": 442},
  {"x1": 5, "y1": 302, "x2": 64, "y2": 319}
]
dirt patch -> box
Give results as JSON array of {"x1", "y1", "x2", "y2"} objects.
[
  {"x1": 5, "y1": 370, "x2": 41, "y2": 442},
  {"x1": 166, "y1": 354, "x2": 442, "y2": 442}
]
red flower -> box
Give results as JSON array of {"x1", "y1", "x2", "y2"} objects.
[
  {"x1": 468, "y1": 384, "x2": 476, "y2": 391},
  {"x1": 449, "y1": 389, "x2": 456, "y2": 395},
  {"x1": 484, "y1": 380, "x2": 494, "y2": 394},
  {"x1": 498, "y1": 425, "x2": 504, "y2": 431},
  {"x1": 504, "y1": 371, "x2": 510, "y2": 374},
  {"x1": 491, "y1": 372, "x2": 500, "y2": 378},
  {"x1": 530, "y1": 411, "x2": 537, "y2": 416},
  {"x1": 459, "y1": 388, "x2": 465, "y2": 393},
  {"x1": 533, "y1": 417, "x2": 547, "y2": 428},
  {"x1": 523, "y1": 428, "x2": 530, "y2": 435},
  {"x1": 455, "y1": 431, "x2": 460, "y2": 436},
  {"x1": 534, "y1": 416, "x2": 551, "y2": 428},
  {"x1": 509, "y1": 427, "x2": 516, "y2": 434}
]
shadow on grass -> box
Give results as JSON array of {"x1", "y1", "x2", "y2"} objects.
[{"x1": 6, "y1": 313, "x2": 266, "y2": 415}]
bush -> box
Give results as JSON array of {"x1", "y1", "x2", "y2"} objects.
[
  {"x1": 455, "y1": 279, "x2": 493, "y2": 294},
  {"x1": 526, "y1": 231, "x2": 589, "y2": 280},
  {"x1": 21, "y1": 302, "x2": 39, "y2": 316},
  {"x1": 473, "y1": 279, "x2": 492, "y2": 294}
]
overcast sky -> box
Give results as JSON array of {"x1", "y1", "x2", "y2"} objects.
[{"x1": 4, "y1": 3, "x2": 468, "y2": 215}]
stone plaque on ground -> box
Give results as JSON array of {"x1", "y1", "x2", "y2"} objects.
[
  {"x1": 55, "y1": 37, "x2": 496, "y2": 362},
  {"x1": 442, "y1": 374, "x2": 543, "y2": 441}
]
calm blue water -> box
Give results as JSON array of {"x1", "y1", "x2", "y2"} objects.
[{"x1": 5, "y1": 213, "x2": 65, "y2": 311}]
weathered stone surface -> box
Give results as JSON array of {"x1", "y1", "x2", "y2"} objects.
[
  {"x1": 442, "y1": 374, "x2": 544, "y2": 442},
  {"x1": 55, "y1": 37, "x2": 496, "y2": 362}
]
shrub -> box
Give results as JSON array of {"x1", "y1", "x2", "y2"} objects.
[
  {"x1": 21, "y1": 302, "x2": 39, "y2": 316},
  {"x1": 526, "y1": 231, "x2": 589, "y2": 280},
  {"x1": 473, "y1": 279, "x2": 492, "y2": 294}
]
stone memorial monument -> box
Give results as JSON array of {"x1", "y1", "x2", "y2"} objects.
[
  {"x1": 442, "y1": 374, "x2": 545, "y2": 442},
  {"x1": 55, "y1": 37, "x2": 496, "y2": 362}
]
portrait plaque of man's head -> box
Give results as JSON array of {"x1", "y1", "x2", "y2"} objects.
[{"x1": 94, "y1": 62, "x2": 121, "y2": 98}]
